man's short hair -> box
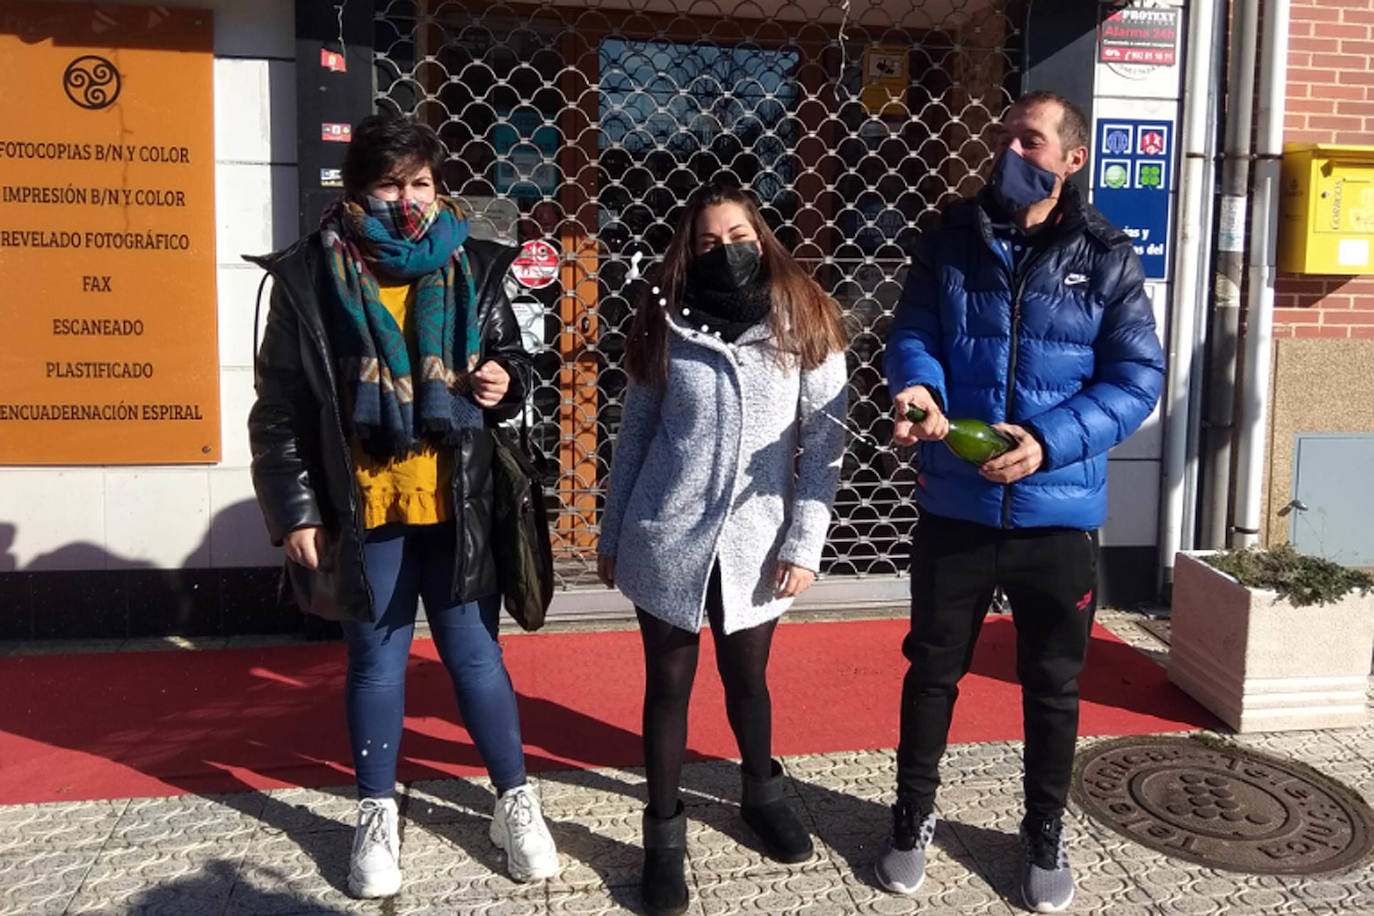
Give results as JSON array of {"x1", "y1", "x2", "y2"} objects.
[{"x1": 1013, "y1": 90, "x2": 1089, "y2": 153}]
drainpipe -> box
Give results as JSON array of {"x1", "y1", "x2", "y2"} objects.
[
  {"x1": 1200, "y1": 0, "x2": 1260, "y2": 548},
  {"x1": 1159, "y1": 0, "x2": 1224, "y2": 596},
  {"x1": 1232, "y1": 0, "x2": 1291, "y2": 548}
]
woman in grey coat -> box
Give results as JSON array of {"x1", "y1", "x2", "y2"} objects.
[{"x1": 596, "y1": 179, "x2": 848, "y2": 916}]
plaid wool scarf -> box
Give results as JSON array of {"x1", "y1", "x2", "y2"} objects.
[{"x1": 320, "y1": 195, "x2": 484, "y2": 459}]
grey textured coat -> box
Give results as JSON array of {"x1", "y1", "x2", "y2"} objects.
[{"x1": 598, "y1": 312, "x2": 848, "y2": 634}]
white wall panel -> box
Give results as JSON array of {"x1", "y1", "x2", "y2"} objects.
[
  {"x1": 0, "y1": 470, "x2": 108, "y2": 571},
  {"x1": 219, "y1": 367, "x2": 257, "y2": 470},
  {"x1": 215, "y1": 164, "x2": 298, "y2": 265},
  {"x1": 104, "y1": 469, "x2": 211, "y2": 568},
  {"x1": 214, "y1": 58, "x2": 297, "y2": 163},
  {"x1": 205, "y1": 0, "x2": 294, "y2": 58},
  {"x1": 45, "y1": 0, "x2": 295, "y2": 59},
  {"x1": 1110, "y1": 280, "x2": 1169, "y2": 461},
  {"x1": 218, "y1": 266, "x2": 270, "y2": 371},
  {"x1": 1103, "y1": 460, "x2": 1162, "y2": 547},
  {"x1": 208, "y1": 468, "x2": 277, "y2": 567}
]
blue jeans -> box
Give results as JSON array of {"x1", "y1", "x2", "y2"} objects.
[{"x1": 343, "y1": 522, "x2": 527, "y2": 799}]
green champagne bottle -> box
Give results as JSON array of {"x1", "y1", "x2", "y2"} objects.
[{"x1": 905, "y1": 404, "x2": 1015, "y2": 464}]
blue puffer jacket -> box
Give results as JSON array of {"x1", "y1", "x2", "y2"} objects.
[{"x1": 885, "y1": 184, "x2": 1165, "y2": 530}]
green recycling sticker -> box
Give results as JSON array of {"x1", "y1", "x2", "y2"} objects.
[{"x1": 1136, "y1": 162, "x2": 1164, "y2": 189}]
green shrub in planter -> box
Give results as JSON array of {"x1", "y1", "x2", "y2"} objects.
[{"x1": 1202, "y1": 543, "x2": 1371, "y2": 608}]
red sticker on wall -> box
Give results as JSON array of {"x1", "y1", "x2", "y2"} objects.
[
  {"x1": 320, "y1": 48, "x2": 347, "y2": 72},
  {"x1": 321, "y1": 122, "x2": 351, "y2": 142},
  {"x1": 511, "y1": 239, "x2": 560, "y2": 289}
]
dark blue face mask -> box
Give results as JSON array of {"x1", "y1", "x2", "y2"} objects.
[{"x1": 987, "y1": 149, "x2": 1060, "y2": 213}]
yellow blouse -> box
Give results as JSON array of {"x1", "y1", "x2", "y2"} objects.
[{"x1": 352, "y1": 281, "x2": 455, "y2": 528}]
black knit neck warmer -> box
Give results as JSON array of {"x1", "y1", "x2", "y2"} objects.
[{"x1": 681, "y1": 279, "x2": 773, "y2": 343}]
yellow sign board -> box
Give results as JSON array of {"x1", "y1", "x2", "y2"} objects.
[
  {"x1": 0, "y1": 3, "x2": 219, "y2": 464},
  {"x1": 861, "y1": 46, "x2": 909, "y2": 118}
]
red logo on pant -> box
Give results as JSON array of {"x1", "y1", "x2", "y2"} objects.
[{"x1": 1076, "y1": 590, "x2": 1093, "y2": 611}]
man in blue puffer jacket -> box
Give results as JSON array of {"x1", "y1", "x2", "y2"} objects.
[{"x1": 875, "y1": 91, "x2": 1165, "y2": 913}]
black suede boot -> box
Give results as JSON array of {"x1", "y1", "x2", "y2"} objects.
[
  {"x1": 641, "y1": 802, "x2": 689, "y2": 916},
  {"x1": 740, "y1": 759, "x2": 814, "y2": 863}
]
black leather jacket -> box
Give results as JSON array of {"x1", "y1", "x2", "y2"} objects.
[{"x1": 245, "y1": 236, "x2": 531, "y2": 622}]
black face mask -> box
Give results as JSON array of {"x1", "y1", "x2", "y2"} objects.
[{"x1": 689, "y1": 241, "x2": 762, "y2": 292}]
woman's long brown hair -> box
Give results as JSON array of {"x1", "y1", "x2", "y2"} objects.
[{"x1": 623, "y1": 179, "x2": 847, "y2": 388}]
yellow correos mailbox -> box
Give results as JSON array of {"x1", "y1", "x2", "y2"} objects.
[{"x1": 1279, "y1": 143, "x2": 1374, "y2": 274}]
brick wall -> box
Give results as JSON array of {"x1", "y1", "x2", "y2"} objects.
[
  {"x1": 1277, "y1": 1, "x2": 1374, "y2": 336},
  {"x1": 1274, "y1": 277, "x2": 1374, "y2": 339}
]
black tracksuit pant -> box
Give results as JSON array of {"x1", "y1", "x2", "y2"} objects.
[{"x1": 896, "y1": 511, "x2": 1099, "y2": 820}]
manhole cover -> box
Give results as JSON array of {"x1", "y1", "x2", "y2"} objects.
[{"x1": 1073, "y1": 736, "x2": 1374, "y2": 875}]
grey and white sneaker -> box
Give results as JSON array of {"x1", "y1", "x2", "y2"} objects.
[
  {"x1": 490, "y1": 784, "x2": 560, "y2": 881},
  {"x1": 875, "y1": 799, "x2": 938, "y2": 895},
  {"x1": 1020, "y1": 814, "x2": 1075, "y2": 912},
  {"x1": 348, "y1": 796, "x2": 402, "y2": 898}
]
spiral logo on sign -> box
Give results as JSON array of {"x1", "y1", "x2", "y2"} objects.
[{"x1": 63, "y1": 56, "x2": 121, "y2": 110}]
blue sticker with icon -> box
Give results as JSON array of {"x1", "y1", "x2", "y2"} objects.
[{"x1": 1093, "y1": 118, "x2": 1174, "y2": 280}]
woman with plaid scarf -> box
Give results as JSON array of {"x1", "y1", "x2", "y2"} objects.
[{"x1": 247, "y1": 114, "x2": 558, "y2": 897}]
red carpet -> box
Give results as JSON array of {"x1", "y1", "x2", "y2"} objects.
[{"x1": 0, "y1": 618, "x2": 1213, "y2": 805}]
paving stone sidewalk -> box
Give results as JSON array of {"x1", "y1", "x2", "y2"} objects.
[{"x1": 4, "y1": 610, "x2": 1373, "y2": 916}]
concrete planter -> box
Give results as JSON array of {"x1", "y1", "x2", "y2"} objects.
[{"x1": 1168, "y1": 550, "x2": 1374, "y2": 733}]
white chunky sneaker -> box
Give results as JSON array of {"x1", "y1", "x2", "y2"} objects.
[
  {"x1": 348, "y1": 796, "x2": 402, "y2": 899},
  {"x1": 489, "y1": 784, "x2": 560, "y2": 881}
]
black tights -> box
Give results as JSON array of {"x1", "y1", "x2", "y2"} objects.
[{"x1": 638, "y1": 566, "x2": 778, "y2": 819}]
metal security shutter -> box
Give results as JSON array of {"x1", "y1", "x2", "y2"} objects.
[{"x1": 373, "y1": 0, "x2": 1023, "y2": 607}]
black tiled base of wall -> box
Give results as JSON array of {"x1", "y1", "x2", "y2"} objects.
[
  {"x1": 1098, "y1": 546, "x2": 1160, "y2": 611},
  {"x1": 0, "y1": 567, "x2": 337, "y2": 640},
  {"x1": 0, "y1": 548, "x2": 1162, "y2": 640}
]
